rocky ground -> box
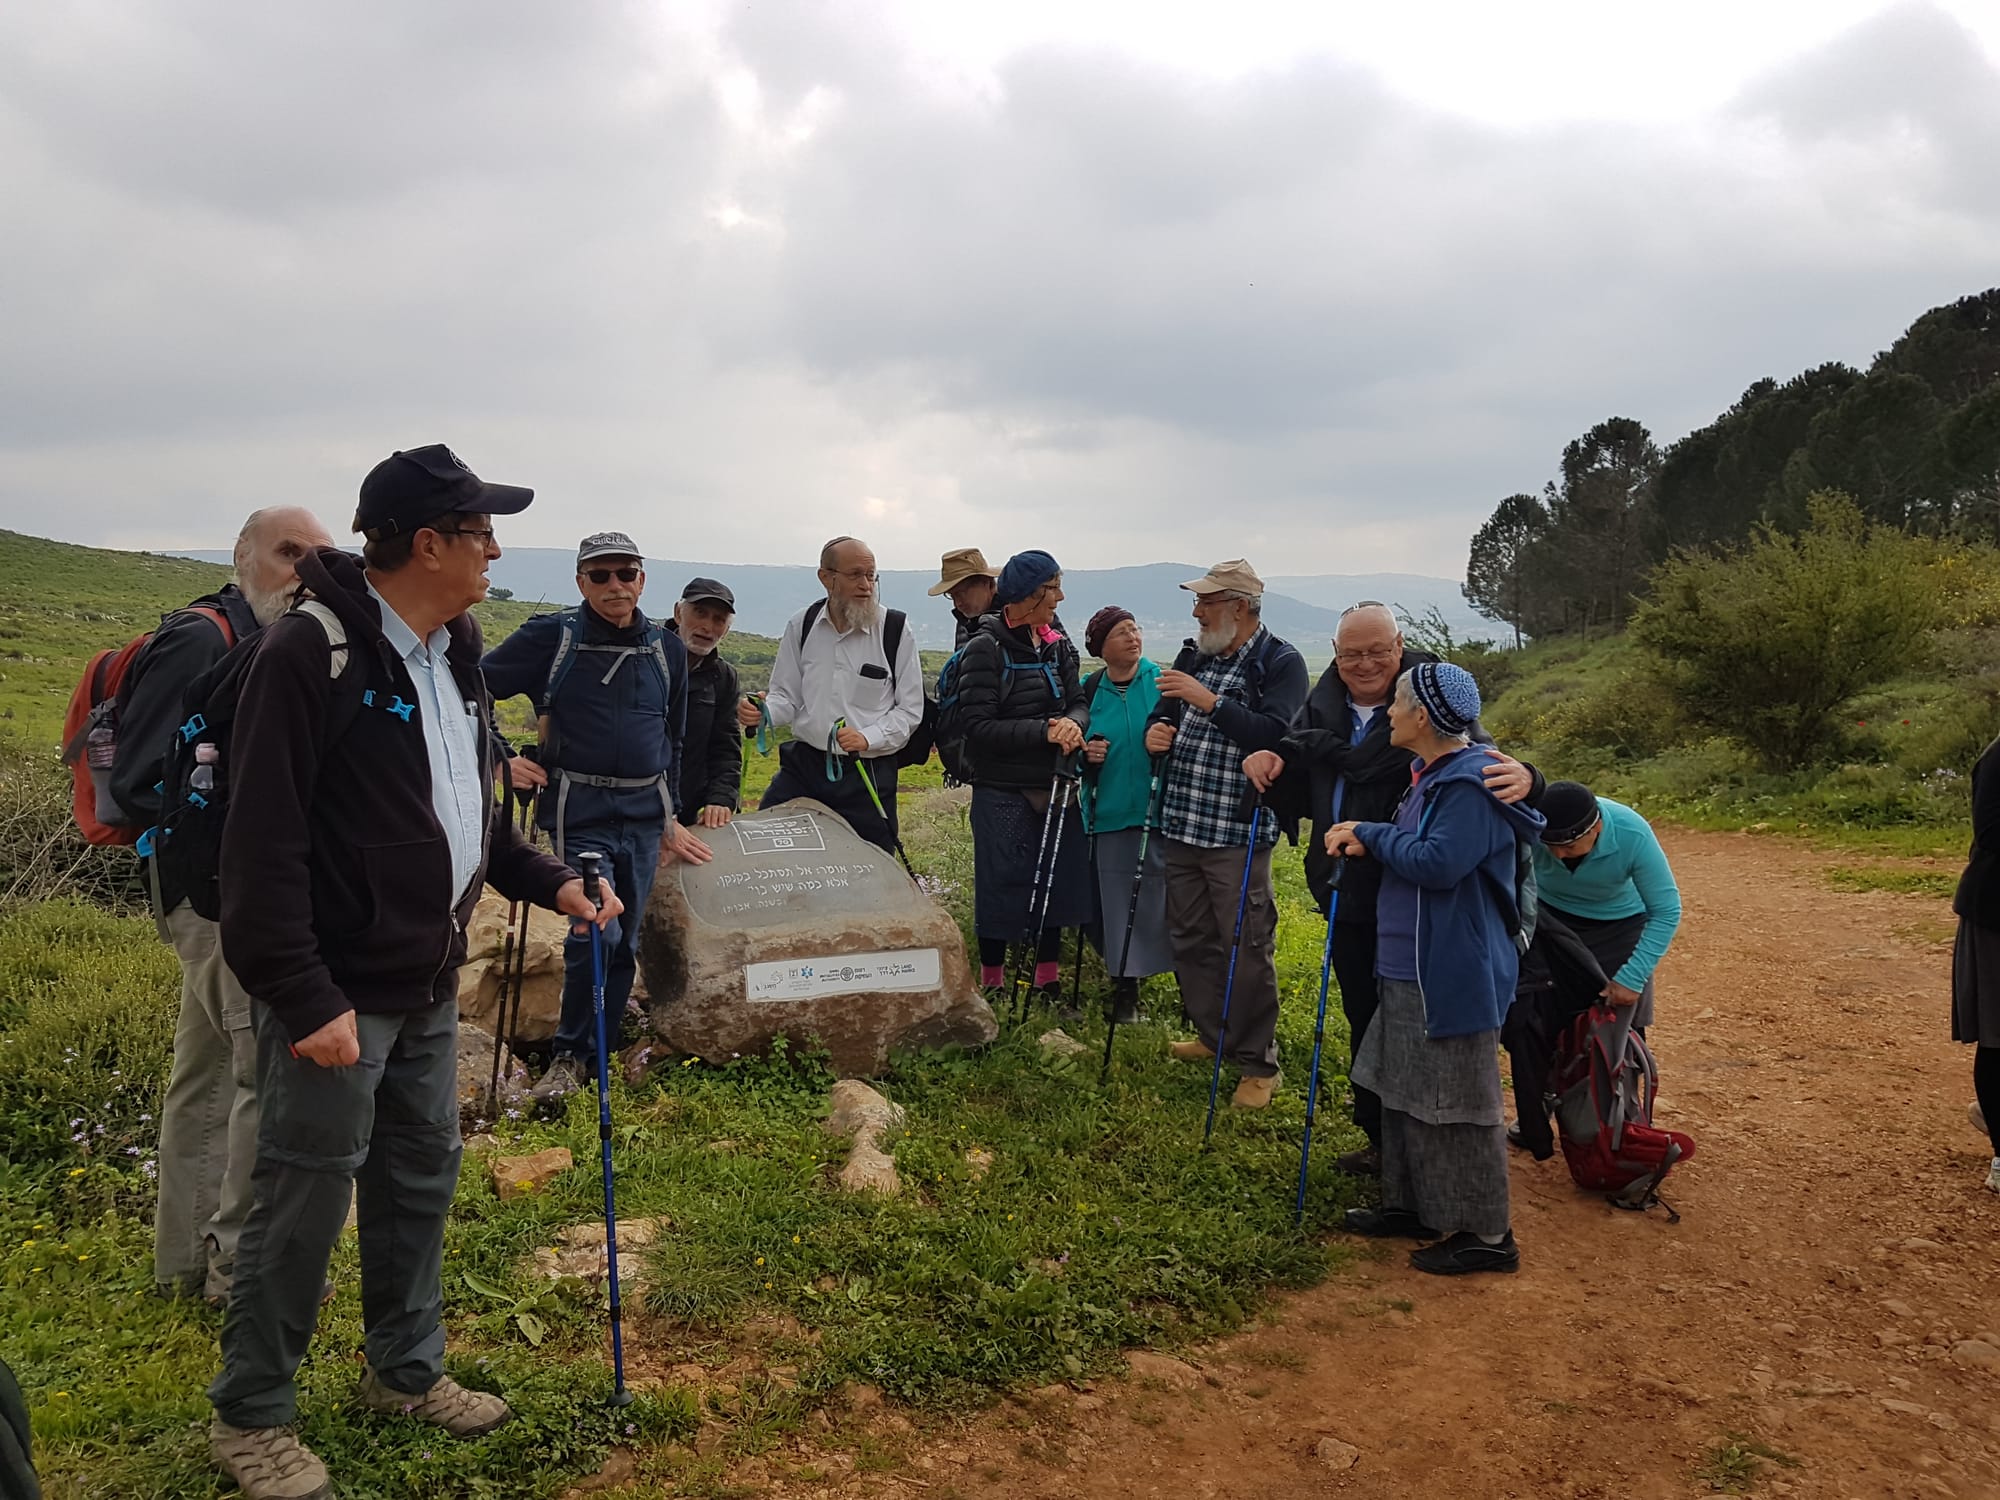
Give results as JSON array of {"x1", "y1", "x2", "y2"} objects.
[{"x1": 580, "y1": 828, "x2": 2000, "y2": 1500}]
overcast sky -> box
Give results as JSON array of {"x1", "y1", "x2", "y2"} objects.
[{"x1": 2, "y1": 1, "x2": 1996, "y2": 578}]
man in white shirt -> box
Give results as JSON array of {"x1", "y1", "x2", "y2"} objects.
[{"x1": 736, "y1": 536, "x2": 924, "y2": 853}]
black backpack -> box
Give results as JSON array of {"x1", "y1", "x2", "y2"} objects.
[
  {"x1": 147, "y1": 601, "x2": 368, "y2": 921},
  {"x1": 798, "y1": 600, "x2": 936, "y2": 770}
]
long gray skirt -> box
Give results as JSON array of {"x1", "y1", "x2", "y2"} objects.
[
  {"x1": 1952, "y1": 918, "x2": 2000, "y2": 1044},
  {"x1": 1090, "y1": 826, "x2": 1174, "y2": 979},
  {"x1": 1352, "y1": 976, "x2": 1510, "y2": 1237}
]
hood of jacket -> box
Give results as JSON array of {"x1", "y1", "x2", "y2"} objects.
[
  {"x1": 1416, "y1": 744, "x2": 1546, "y2": 841},
  {"x1": 295, "y1": 546, "x2": 483, "y2": 677}
]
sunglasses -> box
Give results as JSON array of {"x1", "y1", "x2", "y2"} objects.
[{"x1": 585, "y1": 566, "x2": 641, "y2": 584}]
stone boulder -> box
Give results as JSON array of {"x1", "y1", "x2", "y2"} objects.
[
  {"x1": 638, "y1": 799, "x2": 994, "y2": 1075},
  {"x1": 458, "y1": 891, "x2": 571, "y2": 1045},
  {"x1": 455, "y1": 1021, "x2": 530, "y2": 1124}
]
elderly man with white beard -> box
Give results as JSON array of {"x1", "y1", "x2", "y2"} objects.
[
  {"x1": 736, "y1": 536, "x2": 924, "y2": 855},
  {"x1": 1143, "y1": 560, "x2": 1310, "y2": 1108},
  {"x1": 109, "y1": 505, "x2": 338, "y2": 1303}
]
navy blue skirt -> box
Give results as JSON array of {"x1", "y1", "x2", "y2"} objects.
[{"x1": 971, "y1": 785, "x2": 1092, "y2": 939}]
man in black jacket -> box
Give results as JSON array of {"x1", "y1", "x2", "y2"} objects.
[
  {"x1": 1244, "y1": 602, "x2": 1536, "y2": 1171},
  {"x1": 108, "y1": 505, "x2": 334, "y2": 1304},
  {"x1": 669, "y1": 577, "x2": 744, "y2": 828},
  {"x1": 1142, "y1": 560, "x2": 1309, "y2": 1109},
  {"x1": 207, "y1": 446, "x2": 621, "y2": 1500}
]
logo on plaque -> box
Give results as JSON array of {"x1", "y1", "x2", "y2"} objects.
[{"x1": 732, "y1": 812, "x2": 828, "y2": 856}]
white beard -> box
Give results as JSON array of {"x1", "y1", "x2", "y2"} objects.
[
  {"x1": 1196, "y1": 622, "x2": 1236, "y2": 656},
  {"x1": 242, "y1": 577, "x2": 301, "y2": 628},
  {"x1": 828, "y1": 596, "x2": 881, "y2": 634}
]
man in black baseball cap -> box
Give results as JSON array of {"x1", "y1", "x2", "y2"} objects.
[
  {"x1": 353, "y1": 444, "x2": 534, "y2": 537},
  {"x1": 669, "y1": 578, "x2": 744, "y2": 832}
]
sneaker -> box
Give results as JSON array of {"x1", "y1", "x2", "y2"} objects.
[
  {"x1": 1232, "y1": 1070, "x2": 1281, "y2": 1109},
  {"x1": 209, "y1": 1420, "x2": 332, "y2": 1500},
  {"x1": 531, "y1": 1056, "x2": 587, "y2": 1109},
  {"x1": 1332, "y1": 1146, "x2": 1381, "y2": 1177},
  {"x1": 1986, "y1": 1158, "x2": 2000, "y2": 1195},
  {"x1": 1169, "y1": 1038, "x2": 1214, "y2": 1062},
  {"x1": 1341, "y1": 1207, "x2": 1438, "y2": 1239},
  {"x1": 1409, "y1": 1230, "x2": 1520, "y2": 1277},
  {"x1": 1505, "y1": 1123, "x2": 1555, "y2": 1163},
  {"x1": 359, "y1": 1367, "x2": 511, "y2": 1438}
]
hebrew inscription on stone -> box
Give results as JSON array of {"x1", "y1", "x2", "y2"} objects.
[{"x1": 744, "y1": 948, "x2": 943, "y2": 1002}]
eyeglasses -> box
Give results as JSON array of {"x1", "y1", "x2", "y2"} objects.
[
  {"x1": 585, "y1": 566, "x2": 642, "y2": 584},
  {"x1": 1333, "y1": 647, "x2": 1398, "y2": 665},
  {"x1": 432, "y1": 525, "x2": 496, "y2": 547},
  {"x1": 827, "y1": 569, "x2": 879, "y2": 584}
]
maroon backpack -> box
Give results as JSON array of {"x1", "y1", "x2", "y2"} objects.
[{"x1": 1550, "y1": 1004, "x2": 1695, "y2": 1220}]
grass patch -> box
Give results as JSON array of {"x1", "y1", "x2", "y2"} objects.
[
  {"x1": 1694, "y1": 1434, "x2": 1802, "y2": 1493},
  {"x1": 1823, "y1": 865, "x2": 1959, "y2": 899}
]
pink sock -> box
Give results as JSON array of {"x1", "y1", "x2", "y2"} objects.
[
  {"x1": 981, "y1": 964, "x2": 1005, "y2": 988},
  {"x1": 1034, "y1": 961, "x2": 1061, "y2": 988}
]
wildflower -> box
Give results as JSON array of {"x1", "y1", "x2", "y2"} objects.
[
  {"x1": 51, "y1": 1392, "x2": 68, "y2": 1400},
  {"x1": 624, "y1": 1422, "x2": 637, "y2": 1436},
  {"x1": 791, "y1": 1235, "x2": 800, "y2": 1244},
  {"x1": 763, "y1": 1281, "x2": 772, "y2": 1290},
  {"x1": 124, "y1": 1146, "x2": 140, "y2": 1156},
  {"x1": 77, "y1": 1254, "x2": 89, "y2": 1261},
  {"x1": 139, "y1": 1113, "x2": 151, "y2": 1122},
  {"x1": 141, "y1": 1161, "x2": 157, "y2": 1180},
  {"x1": 67, "y1": 1168, "x2": 85, "y2": 1178},
  {"x1": 19, "y1": 1240, "x2": 34, "y2": 1249},
  {"x1": 755, "y1": 1256, "x2": 764, "y2": 1266},
  {"x1": 420, "y1": 1449, "x2": 431, "y2": 1460}
]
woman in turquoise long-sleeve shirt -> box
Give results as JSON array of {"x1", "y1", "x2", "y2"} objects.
[
  {"x1": 1079, "y1": 608, "x2": 1174, "y2": 1022},
  {"x1": 1529, "y1": 782, "x2": 1682, "y2": 1028}
]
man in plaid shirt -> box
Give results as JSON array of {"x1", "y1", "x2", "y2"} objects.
[{"x1": 1145, "y1": 560, "x2": 1309, "y2": 1108}]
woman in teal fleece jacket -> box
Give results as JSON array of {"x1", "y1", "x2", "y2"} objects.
[{"x1": 1531, "y1": 782, "x2": 1682, "y2": 1029}]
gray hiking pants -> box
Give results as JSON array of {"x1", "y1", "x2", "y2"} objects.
[
  {"x1": 209, "y1": 999, "x2": 462, "y2": 1429},
  {"x1": 1164, "y1": 838, "x2": 1280, "y2": 1078},
  {"x1": 153, "y1": 903, "x2": 259, "y2": 1298}
]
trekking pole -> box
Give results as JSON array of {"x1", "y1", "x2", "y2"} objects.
[
  {"x1": 1069, "y1": 762, "x2": 1097, "y2": 1016},
  {"x1": 1010, "y1": 757, "x2": 1068, "y2": 1015},
  {"x1": 830, "y1": 718, "x2": 918, "y2": 880},
  {"x1": 1203, "y1": 801, "x2": 1266, "y2": 1145},
  {"x1": 576, "y1": 851, "x2": 632, "y2": 1407},
  {"x1": 485, "y1": 783, "x2": 525, "y2": 1120},
  {"x1": 1017, "y1": 752, "x2": 1081, "y2": 1018},
  {"x1": 1100, "y1": 755, "x2": 1164, "y2": 1081},
  {"x1": 496, "y1": 749, "x2": 541, "y2": 1102},
  {"x1": 741, "y1": 694, "x2": 773, "y2": 805},
  {"x1": 1294, "y1": 856, "x2": 1346, "y2": 1225}
]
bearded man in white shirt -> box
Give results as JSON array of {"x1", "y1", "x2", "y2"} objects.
[{"x1": 735, "y1": 536, "x2": 924, "y2": 853}]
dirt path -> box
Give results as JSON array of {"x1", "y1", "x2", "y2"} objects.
[{"x1": 841, "y1": 830, "x2": 2000, "y2": 1500}]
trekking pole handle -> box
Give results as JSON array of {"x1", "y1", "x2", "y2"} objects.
[
  {"x1": 1328, "y1": 853, "x2": 1346, "y2": 890},
  {"x1": 578, "y1": 850, "x2": 603, "y2": 910}
]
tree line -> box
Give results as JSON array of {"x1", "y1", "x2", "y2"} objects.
[{"x1": 1464, "y1": 287, "x2": 2000, "y2": 646}]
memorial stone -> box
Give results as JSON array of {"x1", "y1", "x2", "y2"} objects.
[{"x1": 639, "y1": 799, "x2": 995, "y2": 1074}]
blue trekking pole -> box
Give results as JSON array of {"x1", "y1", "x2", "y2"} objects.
[
  {"x1": 1294, "y1": 855, "x2": 1347, "y2": 1224},
  {"x1": 1203, "y1": 802, "x2": 1266, "y2": 1144},
  {"x1": 575, "y1": 852, "x2": 632, "y2": 1407}
]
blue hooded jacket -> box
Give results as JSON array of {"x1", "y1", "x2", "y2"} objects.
[{"x1": 1355, "y1": 746, "x2": 1546, "y2": 1039}]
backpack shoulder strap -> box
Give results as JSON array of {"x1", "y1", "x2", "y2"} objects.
[
  {"x1": 180, "y1": 603, "x2": 237, "y2": 652},
  {"x1": 883, "y1": 609, "x2": 906, "y2": 687},
  {"x1": 799, "y1": 598, "x2": 827, "y2": 646},
  {"x1": 295, "y1": 600, "x2": 352, "y2": 680},
  {"x1": 295, "y1": 600, "x2": 369, "y2": 744},
  {"x1": 640, "y1": 619, "x2": 674, "y2": 693},
  {"x1": 1082, "y1": 667, "x2": 1106, "y2": 703},
  {"x1": 538, "y1": 606, "x2": 582, "y2": 713}
]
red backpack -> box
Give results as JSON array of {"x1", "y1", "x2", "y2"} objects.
[
  {"x1": 1550, "y1": 1004, "x2": 1696, "y2": 1220},
  {"x1": 60, "y1": 605, "x2": 234, "y2": 845}
]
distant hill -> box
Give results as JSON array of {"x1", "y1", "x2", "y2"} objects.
[{"x1": 176, "y1": 549, "x2": 1488, "y2": 653}]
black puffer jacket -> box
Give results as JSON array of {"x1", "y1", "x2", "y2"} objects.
[
  {"x1": 957, "y1": 612, "x2": 1087, "y2": 790},
  {"x1": 1956, "y1": 735, "x2": 2000, "y2": 929}
]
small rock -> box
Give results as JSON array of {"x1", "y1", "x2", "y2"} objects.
[
  {"x1": 1313, "y1": 1436, "x2": 1361, "y2": 1471},
  {"x1": 1633, "y1": 1375, "x2": 1704, "y2": 1406},
  {"x1": 567, "y1": 1446, "x2": 639, "y2": 1493},
  {"x1": 965, "y1": 1147, "x2": 995, "y2": 1180},
  {"x1": 1881, "y1": 1398, "x2": 1929, "y2": 1417},
  {"x1": 879, "y1": 1411, "x2": 916, "y2": 1435},
  {"x1": 1770, "y1": 1323, "x2": 1798, "y2": 1337},
  {"x1": 842, "y1": 1382, "x2": 885, "y2": 1411},
  {"x1": 939, "y1": 1447, "x2": 971, "y2": 1465},
  {"x1": 670, "y1": 1363, "x2": 707, "y2": 1384},
  {"x1": 1038, "y1": 1028, "x2": 1089, "y2": 1059},
  {"x1": 1877, "y1": 1329, "x2": 1913, "y2": 1348},
  {"x1": 1928, "y1": 1411, "x2": 1957, "y2": 1432},
  {"x1": 1900, "y1": 1237, "x2": 1946, "y2": 1253},
  {"x1": 823, "y1": 1080, "x2": 906, "y2": 1141},
  {"x1": 490, "y1": 1146, "x2": 573, "y2": 1200},
  {"x1": 1882, "y1": 1299, "x2": 1917, "y2": 1319},
  {"x1": 837, "y1": 1141, "x2": 902, "y2": 1196},
  {"x1": 1027, "y1": 1383, "x2": 1072, "y2": 1404},
  {"x1": 705, "y1": 1138, "x2": 739, "y2": 1153},
  {"x1": 528, "y1": 1216, "x2": 668, "y2": 1289},
  {"x1": 1126, "y1": 1351, "x2": 1202, "y2": 1390},
  {"x1": 1950, "y1": 1339, "x2": 2000, "y2": 1373}
]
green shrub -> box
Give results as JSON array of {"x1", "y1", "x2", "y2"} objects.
[{"x1": 1632, "y1": 493, "x2": 1945, "y2": 771}]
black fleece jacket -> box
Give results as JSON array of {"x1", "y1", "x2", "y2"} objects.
[
  {"x1": 957, "y1": 612, "x2": 1088, "y2": 790},
  {"x1": 219, "y1": 547, "x2": 574, "y2": 1043},
  {"x1": 1956, "y1": 735, "x2": 2000, "y2": 929},
  {"x1": 1265, "y1": 648, "x2": 1541, "y2": 922},
  {"x1": 667, "y1": 624, "x2": 743, "y2": 823}
]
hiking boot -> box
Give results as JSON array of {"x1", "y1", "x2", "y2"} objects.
[
  {"x1": 1231, "y1": 1071, "x2": 1281, "y2": 1109},
  {"x1": 209, "y1": 1420, "x2": 331, "y2": 1500},
  {"x1": 1168, "y1": 1038, "x2": 1214, "y2": 1062},
  {"x1": 359, "y1": 1367, "x2": 511, "y2": 1437},
  {"x1": 1342, "y1": 1207, "x2": 1438, "y2": 1240},
  {"x1": 1409, "y1": 1230, "x2": 1519, "y2": 1277},
  {"x1": 1332, "y1": 1146, "x2": 1381, "y2": 1177},
  {"x1": 531, "y1": 1056, "x2": 587, "y2": 1109},
  {"x1": 1505, "y1": 1123, "x2": 1554, "y2": 1163}
]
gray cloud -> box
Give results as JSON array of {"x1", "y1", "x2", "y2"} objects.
[{"x1": 1, "y1": 1, "x2": 1995, "y2": 578}]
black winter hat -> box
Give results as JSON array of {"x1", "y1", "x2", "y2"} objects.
[{"x1": 1538, "y1": 781, "x2": 1601, "y2": 845}]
